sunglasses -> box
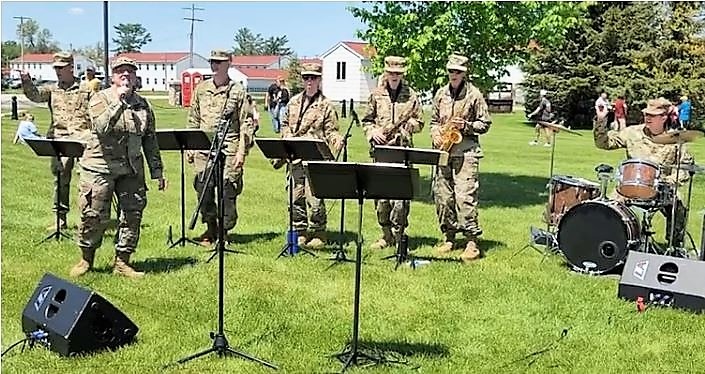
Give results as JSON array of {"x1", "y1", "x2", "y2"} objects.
[
  {"x1": 448, "y1": 69, "x2": 463, "y2": 74},
  {"x1": 387, "y1": 71, "x2": 403, "y2": 76},
  {"x1": 302, "y1": 75, "x2": 319, "y2": 81},
  {"x1": 113, "y1": 66, "x2": 136, "y2": 74}
]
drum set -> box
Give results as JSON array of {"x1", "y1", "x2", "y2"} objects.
[{"x1": 537, "y1": 122, "x2": 705, "y2": 275}]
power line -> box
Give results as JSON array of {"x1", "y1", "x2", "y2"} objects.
[
  {"x1": 182, "y1": 3, "x2": 204, "y2": 68},
  {"x1": 13, "y1": 16, "x2": 32, "y2": 71}
]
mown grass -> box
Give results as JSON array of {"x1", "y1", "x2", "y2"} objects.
[{"x1": 2, "y1": 99, "x2": 705, "y2": 374}]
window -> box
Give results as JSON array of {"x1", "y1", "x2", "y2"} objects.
[
  {"x1": 146, "y1": 78, "x2": 150, "y2": 84},
  {"x1": 162, "y1": 64, "x2": 166, "y2": 70},
  {"x1": 162, "y1": 78, "x2": 166, "y2": 85},
  {"x1": 170, "y1": 65, "x2": 174, "y2": 71},
  {"x1": 146, "y1": 64, "x2": 149, "y2": 70},
  {"x1": 153, "y1": 64, "x2": 157, "y2": 70},
  {"x1": 76, "y1": 64, "x2": 81, "y2": 71},
  {"x1": 138, "y1": 64, "x2": 142, "y2": 70},
  {"x1": 336, "y1": 61, "x2": 346, "y2": 80}
]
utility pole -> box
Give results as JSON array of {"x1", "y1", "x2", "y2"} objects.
[
  {"x1": 182, "y1": 4, "x2": 204, "y2": 68},
  {"x1": 103, "y1": 1, "x2": 110, "y2": 89},
  {"x1": 13, "y1": 16, "x2": 31, "y2": 71}
]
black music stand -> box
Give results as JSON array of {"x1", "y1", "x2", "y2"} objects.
[
  {"x1": 305, "y1": 161, "x2": 419, "y2": 372},
  {"x1": 256, "y1": 138, "x2": 334, "y2": 259},
  {"x1": 328, "y1": 118, "x2": 357, "y2": 268},
  {"x1": 373, "y1": 146, "x2": 448, "y2": 269},
  {"x1": 26, "y1": 138, "x2": 85, "y2": 243},
  {"x1": 157, "y1": 129, "x2": 212, "y2": 249}
]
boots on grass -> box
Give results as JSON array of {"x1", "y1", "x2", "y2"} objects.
[
  {"x1": 69, "y1": 248, "x2": 96, "y2": 277},
  {"x1": 460, "y1": 236, "x2": 481, "y2": 263},
  {"x1": 197, "y1": 221, "x2": 217, "y2": 246},
  {"x1": 435, "y1": 232, "x2": 456, "y2": 255},
  {"x1": 370, "y1": 227, "x2": 395, "y2": 250},
  {"x1": 306, "y1": 231, "x2": 327, "y2": 249},
  {"x1": 113, "y1": 252, "x2": 145, "y2": 278}
]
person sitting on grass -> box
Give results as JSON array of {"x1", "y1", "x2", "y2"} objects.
[{"x1": 13, "y1": 113, "x2": 41, "y2": 144}]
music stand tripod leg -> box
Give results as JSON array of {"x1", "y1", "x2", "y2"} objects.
[
  {"x1": 40, "y1": 155, "x2": 69, "y2": 244},
  {"x1": 278, "y1": 168, "x2": 315, "y2": 258},
  {"x1": 170, "y1": 148, "x2": 201, "y2": 249}
]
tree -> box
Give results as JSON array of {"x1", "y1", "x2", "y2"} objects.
[
  {"x1": 15, "y1": 19, "x2": 60, "y2": 54},
  {"x1": 76, "y1": 42, "x2": 105, "y2": 68},
  {"x1": 112, "y1": 23, "x2": 152, "y2": 53},
  {"x1": 286, "y1": 56, "x2": 303, "y2": 95},
  {"x1": 261, "y1": 36, "x2": 293, "y2": 56},
  {"x1": 349, "y1": 2, "x2": 587, "y2": 93},
  {"x1": 1, "y1": 41, "x2": 21, "y2": 66},
  {"x1": 232, "y1": 27, "x2": 263, "y2": 55},
  {"x1": 522, "y1": 2, "x2": 705, "y2": 128}
]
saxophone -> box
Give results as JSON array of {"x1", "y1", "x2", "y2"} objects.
[{"x1": 438, "y1": 118, "x2": 463, "y2": 152}]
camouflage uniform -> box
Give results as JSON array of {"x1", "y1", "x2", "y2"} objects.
[
  {"x1": 281, "y1": 62, "x2": 342, "y2": 246},
  {"x1": 22, "y1": 52, "x2": 93, "y2": 223},
  {"x1": 72, "y1": 56, "x2": 164, "y2": 278},
  {"x1": 187, "y1": 50, "x2": 253, "y2": 241},
  {"x1": 594, "y1": 98, "x2": 693, "y2": 247},
  {"x1": 361, "y1": 56, "x2": 423, "y2": 249},
  {"x1": 430, "y1": 54, "x2": 491, "y2": 259}
]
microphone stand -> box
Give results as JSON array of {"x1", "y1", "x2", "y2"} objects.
[{"x1": 327, "y1": 117, "x2": 356, "y2": 269}]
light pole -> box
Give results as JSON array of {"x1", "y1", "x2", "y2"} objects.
[{"x1": 13, "y1": 16, "x2": 31, "y2": 71}]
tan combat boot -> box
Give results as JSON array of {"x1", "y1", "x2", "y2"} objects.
[
  {"x1": 197, "y1": 221, "x2": 217, "y2": 246},
  {"x1": 370, "y1": 227, "x2": 395, "y2": 250},
  {"x1": 435, "y1": 232, "x2": 456, "y2": 255},
  {"x1": 460, "y1": 237, "x2": 481, "y2": 263},
  {"x1": 297, "y1": 231, "x2": 309, "y2": 247},
  {"x1": 113, "y1": 252, "x2": 145, "y2": 278},
  {"x1": 69, "y1": 248, "x2": 96, "y2": 277},
  {"x1": 306, "y1": 231, "x2": 327, "y2": 249}
]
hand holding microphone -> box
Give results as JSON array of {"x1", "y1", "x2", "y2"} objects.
[{"x1": 117, "y1": 78, "x2": 130, "y2": 106}]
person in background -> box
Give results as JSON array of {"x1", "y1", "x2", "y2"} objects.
[
  {"x1": 13, "y1": 113, "x2": 41, "y2": 144},
  {"x1": 265, "y1": 78, "x2": 282, "y2": 133},
  {"x1": 678, "y1": 95, "x2": 691, "y2": 128},
  {"x1": 527, "y1": 89, "x2": 554, "y2": 147},
  {"x1": 82, "y1": 66, "x2": 102, "y2": 92},
  {"x1": 613, "y1": 94, "x2": 628, "y2": 131}
]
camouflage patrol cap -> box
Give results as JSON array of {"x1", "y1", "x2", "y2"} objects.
[
  {"x1": 384, "y1": 56, "x2": 406, "y2": 73},
  {"x1": 209, "y1": 49, "x2": 231, "y2": 62},
  {"x1": 446, "y1": 53, "x2": 468, "y2": 72},
  {"x1": 52, "y1": 52, "x2": 74, "y2": 68},
  {"x1": 111, "y1": 56, "x2": 138, "y2": 70},
  {"x1": 642, "y1": 97, "x2": 672, "y2": 115},
  {"x1": 301, "y1": 62, "x2": 322, "y2": 76}
]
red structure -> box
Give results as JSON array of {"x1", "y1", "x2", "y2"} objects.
[{"x1": 180, "y1": 68, "x2": 212, "y2": 107}]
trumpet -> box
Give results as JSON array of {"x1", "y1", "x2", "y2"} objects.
[{"x1": 438, "y1": 118, "x2": 463, "y2": 152}]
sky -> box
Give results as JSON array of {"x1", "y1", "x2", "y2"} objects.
[{"x1": 0, "y1": 1, "x2": 370, "y2": 58}]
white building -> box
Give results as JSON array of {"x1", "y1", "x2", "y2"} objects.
[
  {"x1": 319, "y1": 41, "x2": 377, "y2": 103},
  {"x1": 9, "y1": 53, "x2": 97, "y2": 81},
  {"x1": 111, "y1": 52, "x2": 209, "y2": 91}
]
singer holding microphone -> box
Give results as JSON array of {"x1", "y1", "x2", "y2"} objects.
[{"x1": 70, "y1": 56, "x2": 167, "y2": 279}]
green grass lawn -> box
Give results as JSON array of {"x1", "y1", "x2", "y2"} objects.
[{"x1": 2, "y1": 100, "x2": 705, "y2": 373}]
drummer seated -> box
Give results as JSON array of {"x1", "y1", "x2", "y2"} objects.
[{"x1": 593, "y1": 97, "x2": 695, "y2": 248}]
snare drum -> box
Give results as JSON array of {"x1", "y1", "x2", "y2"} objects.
[
  {"x1": 558, "y1": 200, "x2": 641, "y2": 274},
  {"x1": 617, "y1": 159, "x2": 660, "y2": 199},
  {"x1": 545, "y1": 175, "x2": 601, "y2": 226}
]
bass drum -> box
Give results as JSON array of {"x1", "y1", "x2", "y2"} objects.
[{"x1": 557, "y1": 200, "x2": 641, "y2": 274}]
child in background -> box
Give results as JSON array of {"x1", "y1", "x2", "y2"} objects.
[{"x1": 13, "y1": 113, "x2": 41, "y2": 144}]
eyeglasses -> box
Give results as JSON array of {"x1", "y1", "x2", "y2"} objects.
[
  {"x1": 302, "y1": 75, "x2": 318, "y2": 81},
  {"x1": 448, "y1": 69, "x2": 463, "y2": 74},
  {"x1": 210, "y1": 60, "x2": 227, "y2": 65},
  {"x1": 387, "y1": 71, "x2": 402, "y2": 76},
  {"x1": 113, "y1": 66, "x2": 136, "y2": 74}
]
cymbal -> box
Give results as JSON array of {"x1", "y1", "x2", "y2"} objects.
[
  {"x1": 651, "y1": 129, "x2": 704, "y2": 145},
  {"x1": 536, "y1": 121, "x2": 583, "y2": 136},
  {"x1": 664, "y1": 163, "x2": 705, "y2": 174}
]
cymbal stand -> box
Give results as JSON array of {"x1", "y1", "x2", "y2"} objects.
[{"x1": 667, "y1": 136, "x2": 685, "y2": 253}]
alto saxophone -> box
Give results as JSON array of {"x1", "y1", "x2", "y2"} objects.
[{"x1": 438, "y1": 117, "x2": 463, "y2": 152}]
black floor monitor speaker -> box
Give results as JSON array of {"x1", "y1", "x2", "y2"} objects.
[
  {"x1": 618, "y1": 252, "x2": 705, "y2": 313},
  {"x1": 21, "y1": 273, "x2": 139, "y2": 356}
]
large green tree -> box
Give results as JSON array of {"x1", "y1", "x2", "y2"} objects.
[
  {"x1": 349, "y1": 2, "x2": 587, "y2": 92},
  {"x1": 112, "y1": 23, "x2": 152, "y2": 53},
  {"x1": 261, "y1": 36, "x2": 293, "y2": 56},
  {"x1": 232, "y1": 27, "x2": 264, "y2": 55},
  {"x1": 76, "y1": 42, "x2": 105, "y2": 68},
  {"x1": 523, "y1": 2, "x2": 705, "y2": 128},
  {"x1": 2, "y1": 41, "x2": 21, "y2": 66},
  {"x1": 285, "y1": 56, "x2": 303, "y2": 95}
]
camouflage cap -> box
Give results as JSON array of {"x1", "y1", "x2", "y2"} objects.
[
  {"x1": 642, "y1": 97, "x2": 672, "y2": 115},
  {"x1": 301, "y1": 62, "x2": 322, "y2": 76},
  {"x1": 52, "y1": 52, "x2": 74, "y2": 68},
  {"x1": 111, "y1": 56, "x2": 138, "y2": 70},
  {"x1": 209, "y1": 49, "x2": 231, "y2": 62},
  {"x1": 384, "y1": 56, "x2": 406, "y2": 73},
  {"x1": 86, "y1": 65, "x2": 95, "y2": 71},
  {"x1": 446, "y1": 53, "x2": 468, "y2": 72}
]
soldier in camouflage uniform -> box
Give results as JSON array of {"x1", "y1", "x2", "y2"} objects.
[
  {"x1": 70, "y1": 56, "x2": 167, "y2": 278},
  {"x1": 362, "y1": 56, "x2": 424, "y2": 250},
  {"x1": 21, "y1": 52, "x2": 93, "y2": 230},
  {"x1": 594, "y1": 97, "x2": 694, "y2": 248},
  {"x1": 281, "y1": 62, "x2": 343, "y2": 249},
  {"x1": 430, "y1": 54, "x2": 492, "y2": 262},
  {"x1": 186, "y1": 50, "x2": 253, "y2": 245}
]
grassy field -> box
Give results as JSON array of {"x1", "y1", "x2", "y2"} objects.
[{"x1": 2, "y1": 100, "x2": 705, "y2": 374}]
